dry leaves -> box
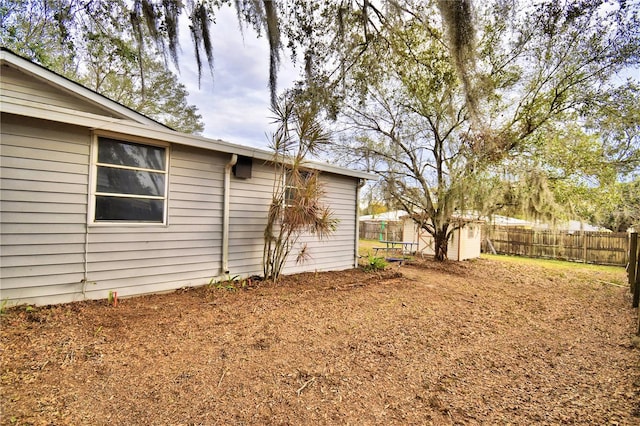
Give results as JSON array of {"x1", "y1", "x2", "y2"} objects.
[{"x1": 1, "y1": 259, "x2": 638, "y2": 425}]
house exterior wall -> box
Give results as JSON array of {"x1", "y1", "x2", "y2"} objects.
[
  {"x1": 1, "y1": 115, "x2": 91, "y2": 305},
  {"x1": 1, "y1": 64, "x2": 128, "y2": 118},
  {"x1": 83, "y1": 143, "x2": 228, "y2": 300},
  {"x1": 227, "y1": 164, "x2": 357, "y2": 276},
  {"x1": 0, "y1": 113, "x2": 360, "y2": 306},
  {"x1": 227, "y1": 161, "x2": 273, "y2": 275},
  {"x1": 280, "y1": 172, "x2": 358, "y2": 274}
]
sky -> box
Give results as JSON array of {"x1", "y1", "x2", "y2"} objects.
[
  {"x1": 175, "y1": 6, "x2": 298, "y2": 150},
  {"x1": 172, "y1": 4, "x2": 639, "y2": 153}
]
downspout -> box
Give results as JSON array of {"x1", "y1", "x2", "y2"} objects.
[
  {"x1": 82, "y1": 211, "x2": 90, "y2": 298},
  {"x1": 222, "y1": 154, "x2": 238, "y2": 274},
  {"x1": 83, "y1": 138, "x2": 95, "y2": 299},
  {"x1": 354, "y1": 179, "x2": 366, "y2": 268}
]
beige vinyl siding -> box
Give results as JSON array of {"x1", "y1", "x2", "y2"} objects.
[
  {"x1": 83, "y1": 144, "x2": 226, "y2": 298},
  {"x1": 227, "y1": 162, "x2": 274, "y2": 274},
  {"x1": 1, "y1": 65, "x2": 127, "y2": 118},
  {"x1": 226, "y1": 165, "x2": 358, "y2": 276},
  {"x1": 0, "y1": 115, "x2": 90, "y2": 304},
  {"x1": 405, "y1": 222, "x2": 482, "y2": 261},
  {"x1": 282, "y1": 173, "x2": 357, "y2": 274},
  {"x1": 413, "y1": 228, "x2": 459, "y2": 260},
  {"x1": 1, "y1": 116, "x2": 361, "y2": 305}
]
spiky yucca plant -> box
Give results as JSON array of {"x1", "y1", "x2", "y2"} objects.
[{"x1": 263, "y1": 98, "x2": 337, "y2": 282}]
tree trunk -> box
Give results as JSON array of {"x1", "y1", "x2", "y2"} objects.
[{"x1": 433, "y1": 227, "x2": 449, "y2": 261}]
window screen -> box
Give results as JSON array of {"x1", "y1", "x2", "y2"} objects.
[{"x1": 94, "y1": 137, "x2": 167, "y2": 223}]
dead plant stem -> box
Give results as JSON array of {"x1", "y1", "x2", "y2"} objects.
[{"x1": 296, "y1": 377, "x2": 316, "y2": 396}]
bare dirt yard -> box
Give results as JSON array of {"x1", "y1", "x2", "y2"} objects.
[{"x1": 1, "y1": 256, "x2": 639, "y2": 425}]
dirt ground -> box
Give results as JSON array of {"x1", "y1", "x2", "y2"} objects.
[{"x1": 1, "y1": 257, "x2": 639, "y2": 425}]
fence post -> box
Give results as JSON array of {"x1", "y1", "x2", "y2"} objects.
[
  {"x1": 583, "y1": 232, "x2": 588, "y2": 263},
  {"x1": 630, "y1": 233, "x2": 638, "y2": 294},
  {"x1": 633, "y1": 240, "x2": 639, "y2": 309},
  {"x1": 636, "y1": 256, "x2": 640, "y2": 336}
]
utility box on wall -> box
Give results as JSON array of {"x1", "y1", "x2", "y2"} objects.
[{"x1": 233, "y1": 156, "x2": 253, "y2": 179}]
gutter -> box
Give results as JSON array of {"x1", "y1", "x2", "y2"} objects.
[{"x1": 222, "y1": 154, "x2": 238, "y2": 274}]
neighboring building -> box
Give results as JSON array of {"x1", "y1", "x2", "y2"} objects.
[
  {"x1": 0, "y1": 48, "x2": 373, "y2": 306},
  {"x1": 358, "y1": 210, "x2": 409, "y2": 222},
  {"x1": 487, "y1": 215, "x2": 535, "y2": 228},
  {"x1": 402, "y1": 217, "x2": 483, "y2": 261},
  {"x1": 487, "y1": 215, "x2": 610, "y2": 232},
  {"x1": 560, "y1": 220, "x2": 610, "y2": 233}
]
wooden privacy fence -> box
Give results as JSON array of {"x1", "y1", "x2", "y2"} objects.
[
  {"x1": 359, "y1": 221, "x2": 403, "y2": 241},
  {"x1": 483, "y1": 226, "x2": 630, "y2": 266}
]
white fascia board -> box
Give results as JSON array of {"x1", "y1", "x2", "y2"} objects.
[
  {"x1": 1, "y1": 99, "x2": 377, "y2": 181},
  {"x1": 302, "y1": 159, "x2": 376, "y2": 180},
  {"x1": 0, "y1": 50, "x2": 167, "y2": 129}
]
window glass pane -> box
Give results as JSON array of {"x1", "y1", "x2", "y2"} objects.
[
  {"x1": 285, "y1": 186, "x2": 297, "y2": 203},
  {"x1": 95, "y1": 196, "x2": 164, "y2": 222},
  {"x1": 97, "y1": 167, "x2": 165, "y2": 196},
  {"x1": 98, "y1": 137, "x2": 165, "y2": 170}
]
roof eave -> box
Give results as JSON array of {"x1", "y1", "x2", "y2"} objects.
[
  {"x1": 1, "y1": 99, "x2": 376, "y2": 180},
  {"x1": 0, "y1": 48, "x2": 170, "y2": 129}
]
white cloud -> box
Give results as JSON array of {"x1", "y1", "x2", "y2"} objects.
[{"x1": 175, "y1": 6, "x2": 297, "y2": 149}]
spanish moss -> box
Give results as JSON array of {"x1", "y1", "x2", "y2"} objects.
[{"x1": 437, "y1": 0, "x2": 480, "y2": 123}]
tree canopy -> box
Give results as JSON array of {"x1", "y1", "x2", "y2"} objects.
[
  {"x1": 2, "y1": 0, "x2": 204, "y2": 133},
  {"x1": 328, "y1": 0, "x2": 639, "y2": 258}
]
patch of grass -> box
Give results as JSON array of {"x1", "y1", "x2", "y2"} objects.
[
  {"x1": 208, "y1": 275, "x2": 250, "y2": 291},
  {"x1": 481, "y1": 253, "x2": 625, "y2": 274},
  {"x1": 359, "y1": 239, "x2": 383, "y2": 257}
]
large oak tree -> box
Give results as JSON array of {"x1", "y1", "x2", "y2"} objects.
[{"x1": 331, "y1": 0, "x2": 639, "y2": 259}]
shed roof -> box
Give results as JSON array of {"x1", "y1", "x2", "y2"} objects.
[
  {"x1": 359, "y1": 210, "x2": 409, "y2": 221},
  {"x1": 0, "y1": 49, "x2": 376, "y2": 181}
]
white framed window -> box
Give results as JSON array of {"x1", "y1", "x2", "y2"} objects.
[
  {"x1": 283, "y1": 169, "x2": 312, "y2": 208},
  {"x1": 91, "y1": 136, "x2": 169, "y2": 224}
]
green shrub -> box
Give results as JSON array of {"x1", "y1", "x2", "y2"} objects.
[{"x1": 364, "y1": 255, "x2": 387, "y2": 271}]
